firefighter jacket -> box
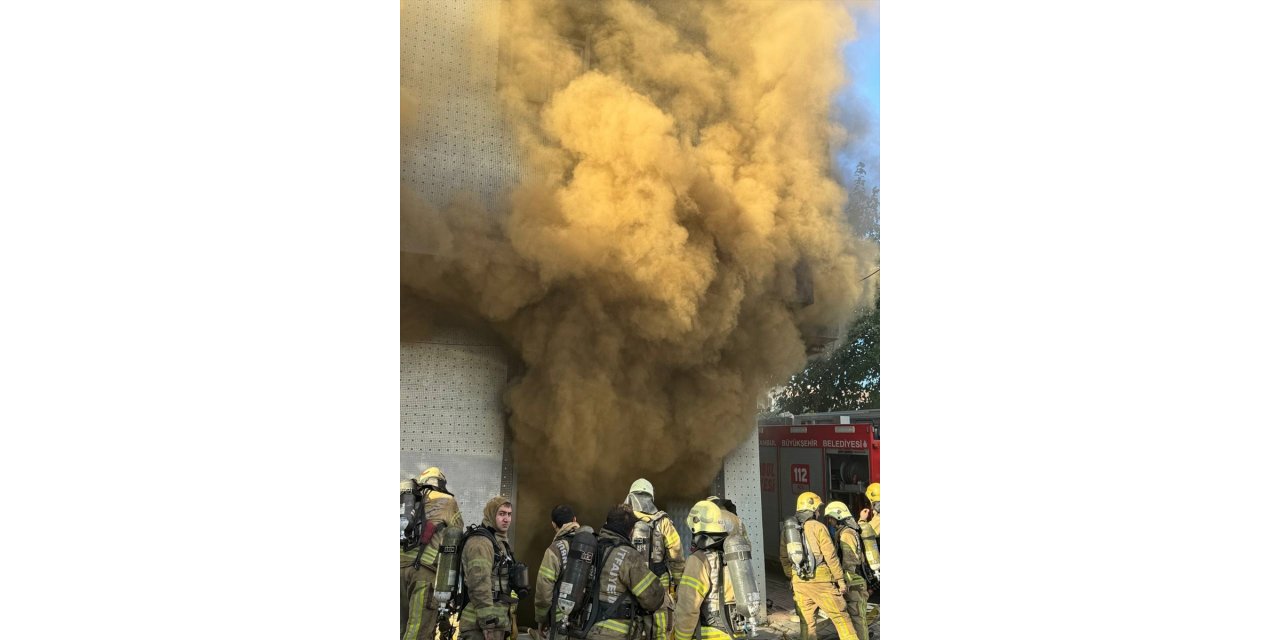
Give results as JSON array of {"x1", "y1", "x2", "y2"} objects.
[
  {"x1": 459, "y1": 497, "x2": 519, "y2": 633},
  {"x1": 778, "y1": 512, "x2": 845, "y2": 585},
  {"x1": 632, "y1": 509, "x2": 685, "y2": 585},
  {"x1": 859, "y1": 512, "x2": 880, "y2": 537},
  {"x1": 534, "y1": 521, "x2": 582, "y2": 625},
  {"x1": 401, "y1": 490, "x2": 463, "y2": 571},
  {"x1": 834, "y1": 525, "x2": 868, "y2": 588},
  {"x1": 672, "y1": 548, "x2": 745, "y2": 640},
  {"x1": 583, "y1": 528, "x2": 667, "y2": 639}
]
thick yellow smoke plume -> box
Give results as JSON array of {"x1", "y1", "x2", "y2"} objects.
[{"x1": 402, "y1": 0, "x2": 877, "y2": 577}]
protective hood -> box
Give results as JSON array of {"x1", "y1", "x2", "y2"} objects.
[
  {"x1": 554, "y1": 520, "x2": 581, "y2": 541},
  {"x1": 483, "y1": 495, "x2": 512, "y2": 541},
  {"x1": 796, "y1": 509, "x2": 815, "y2": 523},
  {"x1": 625, "y1": 492, "x2": 658, "y2": 515},
  {"x1": 597, "y1": 526, "x2": 628, "y2": 545}
]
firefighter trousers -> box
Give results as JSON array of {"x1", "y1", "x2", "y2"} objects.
[
  {"x1": 792, "y1": 581, "x2": 856, "y2": 640},
  {"x1": 843, "y1": 582, "x2": 869, "y2": 640},
  {"x1": 652, "y1": 572, "x2": 674, "y2": 636},
  {"x1": 401, "y1": 562, "x2": 439, "y2": 640}
]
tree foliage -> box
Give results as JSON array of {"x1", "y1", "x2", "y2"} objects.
[
  {"x1": 770, "y1": 162, "x2": 879, "y2": 414},
  {"x1": 847, "y1": 162, "x2": 880, "y2": 243},
  {"x1": 773, "y1": 295, "x2": 879, "y2": 414}
]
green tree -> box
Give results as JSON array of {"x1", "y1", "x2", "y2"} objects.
[
  {"x1": 774, "y1": 295, "x2": 879, "y2": 413},
  {"x1": 847, "y1": 162, "x2": 880, "y2": 242},
  {"x1": 771, "y1": 163, "x2": 879, "y2": 414}
]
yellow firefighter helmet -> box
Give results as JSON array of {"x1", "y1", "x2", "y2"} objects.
[
  {"x1": 629, "y1": 478, "x2": 655, "y2": 498},
  {"x1": 865, "y1": 483, "x2": 880, "y2": 503},
  {"x1": 687, "y1": 500, "x2": 728, "y2": 534},
  {"x1": 418, "y1": 467, "x2": 446, "y2": 490},
  {"x1": 824, "y1": 500, "x2": 853, "y2": 521},
  {"x1": 796, "y1": 491, "x2": 823, "y2": 512}
]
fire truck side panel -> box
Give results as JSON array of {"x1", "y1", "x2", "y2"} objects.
[
  {"x1": 758, "y1": 417, "x2": 880, "y2": 565},
  {"x1": 760, "y1": 443, "x2": 780, "y2": 561}
]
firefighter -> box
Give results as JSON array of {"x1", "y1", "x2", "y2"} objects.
[
  {"x1": 706, "y1": 496, "x2": 743, "y2": 537},
  {"x1": 859, "y1": 483, "x2": 880, "y2": 537},
  {"x1": 534, "y1": 504, "x2": 584, "y2": 631},
  {"x1": 624, "y1": 478, "x2": 685, "y2": 635},
  {"x1": 459, "y1": 496, "x2": 524, "y2": 640},
  {"x1": 779, "y1": 492, "x2": 857, "y2": 640},
  {"x1": 401, "y1": 467, "x2": 464, "y2": 640},
  {"x1": 579, "y1": 504, "x2": 670, "y2": 640},
  {"x1": 672, "y1": 500, "x2": 744, "y2": 640},
  {"x1": 824, "y1": 501, "x2": 870, "y2": 640}
]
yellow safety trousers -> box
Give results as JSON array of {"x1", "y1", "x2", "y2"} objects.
[{"x1": 792, "y1": 581, "x2": 856, "y2": 640}]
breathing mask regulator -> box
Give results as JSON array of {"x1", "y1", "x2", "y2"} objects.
[{"x1": 508, "y1": 559, "x2": 530, "y2": 600}]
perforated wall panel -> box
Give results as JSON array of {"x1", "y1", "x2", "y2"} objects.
[
  {"x1": 724, "y1": 428, "x2": 767, "y2": 613},
  {"x1": 401, "y1": 0, "x2": 520, "y2": 216},
  {"x1": 401, "y1": 0, "x2": 523, "y2": 528},
  {"x1": 401, "y1": 336, "x2": 509, "y2": 528}
]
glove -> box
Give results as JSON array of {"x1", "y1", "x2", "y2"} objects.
[{"x1": 836, "y1": 580, "x2": 847, "y2": 595}]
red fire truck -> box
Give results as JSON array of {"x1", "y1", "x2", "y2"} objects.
[{"x1": 758, "y1": 409, "x2": 880, "y2": 558}]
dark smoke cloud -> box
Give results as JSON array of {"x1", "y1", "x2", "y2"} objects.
[{"x1": 402, "y1": 0, "x2": 878, "y2": 594}]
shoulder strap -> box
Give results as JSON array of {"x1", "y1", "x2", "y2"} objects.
[
  {"x1": 457, "y1": 525, "x2": 498, "y2": 608},
  {"x1": 574, "y1": 537, "x2": 629, "y2": 637}
]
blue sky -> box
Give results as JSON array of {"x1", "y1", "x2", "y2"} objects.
[{"x1": 835, "y1": 5, "x2": 880, "y2": 188}]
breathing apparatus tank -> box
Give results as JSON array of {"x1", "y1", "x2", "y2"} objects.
[
  {"x1": 781, "y1": 517, "x2": 813, "y2": 580},
  {"x1": 630, "y1": 518, "x2": 652, "y2": 558},
  {"x1": 859, "y1": 524, "x2": 880, "y2": 579},
  {"x1": 552, "y1": 527, "x2": 598, "y2": 634},
  {"x1": 400, "y1": 480, "x2": 419, "y2": 547},
  {"x1": 433, "y1": 525, "x2": 464, "y2": 609},
  {"x1": 723, "y1": 533, "x2": 762, "y2": 637}
]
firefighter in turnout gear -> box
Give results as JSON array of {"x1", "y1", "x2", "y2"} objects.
[
  {"x1": 624, "y1": 479, "x2": 685, "y2": 591},
  {"x1": 824, "y1": 501, "x2": 870, "y2": 640},
  {"x1": 706, "y1": 497, "x2": 744, "y2": 537},
  {"x1": 401, "y1": 467, "x2": 464, "y2": 640},
  {"x1": 779, "y1": 492, "x2": 857, "y2": 640},
  {"x1": 624, "y1": 478, "x2": 685, "y2": 637},
  {"x1": 459, "y1": 496, "x2": 526, "y2": 640},
  {"x1": 858, "y1": 484, "x2": 880, "y2": 579},
  {"x1": 580, "y1": 504, "x2": 670, "y2": 640},
  {"x1": 625, "y1": 481, "x2": 686, "y2": 580},
  {"x1": 859, "y1": 484, "x2": 880, "y2": 537},
  {"x1": 535, "y1": 504, "x2": 588, "y2": 630},
  {"x1": 672, "y1": 500, "x2": 745, "y2": 640}
]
